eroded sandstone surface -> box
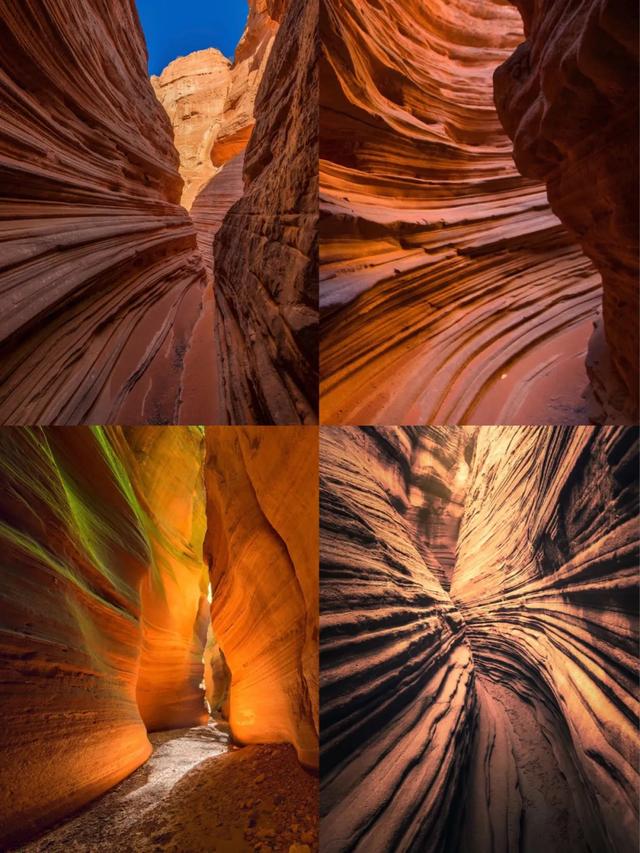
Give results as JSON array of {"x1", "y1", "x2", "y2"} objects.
[
  {"x1": 213, "y1": 0, "x2": 319, "y2": 425},
  {"x1": 0, "y1": 1, "x2": 208, "y2": 424},
  {"x1": 319, "y1": 0, "x2": 605, "y2": 424},
  {"x1": 494, "y1": 0, "x2": 639, "y2": 422},
  {"x1": 320, "y1": 425, "x2": 639, "y2": 852},
  {"x1": 0, "y1": 425, "x2": 318, "y2": 847}
]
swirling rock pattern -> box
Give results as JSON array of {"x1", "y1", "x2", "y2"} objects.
[
  {"x1": 203, "y1": 426, "x2": 319, "y2": 767},
  {"x1": 319, "y1": 0, "x2": 601, "y2": 425},
  {"x1": 320, "y1": 425, "x2": 639, "y2": 853},
  {"x1": 0, "y1": 0, "x2": 209, "y2": 425},
  {"x1": 494, "y1": 0, "x2": 639, "y2": 422},
  {"x1": 213, "y1": 0, "x2": 319, "y2": 425}
]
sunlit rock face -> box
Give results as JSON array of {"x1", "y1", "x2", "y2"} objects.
[
  {"x1": 452, "y1": 426, "x2": 639, "y2": 853},
  {"x1": 320, "y1": 425, "x2": 639, "y2": 853},
  {"x1": 204, "y1": 426, "x2": 319, "y2": 767},
  {"x1": 0, "y1": 428, "x2": 153, "y2": 847},
  {"x1": 319, "y1": 0, "x2": 600, "y2": 425},
  {"x1": 151, "y1": 1, "x2": 278, "y2": 211},
  {"x1": 494, "y1": 2, "x2": 639, "y2": 423},
  {"x1": 320, "y1": 427, "x2": 476, "y2": 851},
  {"x1": 213, "y1": 0, "x2": 319, "y2": 425},
  {"x1": 119, "y1": 427, "x2": 210, "y2": 731},
  {"x1": 0, "y1": 1, "x2": 208, "y2": 425},
  {"x1": 151, "y1": 49, "x2": 233, "y2": 210}
]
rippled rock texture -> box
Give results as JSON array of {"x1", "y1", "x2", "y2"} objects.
[
  {"x1": 320, "y1": 425, "x2": 639, "y2": 853},
  {"x1": 494, "y1": 0, "x2": 639, "y2": 423},
  {"x1": 213, "y1": 0, "x2": 319, "y2": 424},
  {"x1": 0, "y1": 425, "x2": 319, "y2": 847},
  {"x1": 319, "y1": 0, "x2": 602, "y2": 424},
  {"x1": 0, "y1": 1, "x2": 209, "y2": 425}
]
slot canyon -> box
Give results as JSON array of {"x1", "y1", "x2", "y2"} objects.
[
  {"x1": 0, "y1": 0, "x2": 318, "y2": 426},
  {"x1": 0, "y1": 425, "x2": 319, "y2": 851},
  {"x1": 320, "y1": 425, "x2": 639, "y2": 852},
  {"x1": 319, "y1": 0, "x2": 638, "y2": 425}
]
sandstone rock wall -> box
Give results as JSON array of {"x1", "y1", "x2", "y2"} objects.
[
  {"x1": 494, "y1": 1, "x2": 639, "y2": 422},
  {"x1": 213, "y1": 0, "x2": 319, "y2": 424},
  {"x1": 0, "y1": 427, "x2": 154, "y2": 846},
  {"x1": 151, "y1": 49, "x2": 233, "y2": 210},
  {"x1": 320, "y1": 425, "x2": 639, "y2": 853},
  {"x1": 0, "y1": 0, "x2": 209, "y2": 425},
  {"x1": 203, "y1": 426, "x2": 319, "y2": 767},
  {"x1": 453, "y1": 425, "x2": 639, "y2": 853},
  {"x1": 319, "y1": 0, "x2": 600, "y2": 424},
  {"x1": 320, "y1": 427, "x2": 475, "y2": 851}
]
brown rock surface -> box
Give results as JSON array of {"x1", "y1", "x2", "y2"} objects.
[
  {"x1": 0, "y1": 0, "x2": 209, "y2": 424},
  {"x1": 494, "y1": 0, "x2": 639, "y2": 422},
  {"x1": 319, "y1": 0, "x2": 601, "y2": 425},
  {"x1": 213, "y1": 0, "x2": 319, "y2": 424},
  {"x1": 320, "y1": 425, "x2": 639, "y2": 852}
]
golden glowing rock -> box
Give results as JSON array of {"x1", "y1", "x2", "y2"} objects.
[{"x1": 204, "y1": 426, "x2": 319, "y2": 767}]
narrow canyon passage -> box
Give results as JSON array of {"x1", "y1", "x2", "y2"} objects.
[
  {"x1": 0, "y1": 426, "x2": 319, "y2": 851},
  {"x1": 0, "y1": 0, "x2": 318, "y2": 425},
  {"x1": 319, "y1": 0, "x2": 620, "y2": 424},
  {"x1": 320, "y1": 426, "x2": 638, "y2": 853}
]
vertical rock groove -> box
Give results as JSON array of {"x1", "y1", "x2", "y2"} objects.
[{"x1": 320, "y1": 425, "x2": 639, "y2": 853}]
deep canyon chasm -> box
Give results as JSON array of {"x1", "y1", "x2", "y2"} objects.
[
  {"x1": 0, "y1": 425, "x2": 319, "y2": 849},
  {"x1": 319, "y1": 0, "x2": 638, "y2": 425},
  {"x1": 320, "y1": 425, "x2": 639, "y2": 853},
  {"x1": 0, "y1": 0, "x2": 318, "y2": 425}
]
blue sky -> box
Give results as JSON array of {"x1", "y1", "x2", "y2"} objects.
[{"x1": 136, "y1": 0, "x2": 249, "y2": 76}]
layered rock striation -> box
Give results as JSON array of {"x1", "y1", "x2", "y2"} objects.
[
  {"x1": 320, "y1": 427, "x2": 476, "y2": 851},
  {"x1": 494, "y1": 1, "x2": 639, "y2": 422},
  {"x1": 453, "y1": 425, "x2": 639, "y2": 853},
  {"x1": 203, "y1": 426, "x2": 319, "y2": 767},
  {"x1": 319, "y1": 0, "x2": 602, "y2": 425},
  {"x1": 320, "y1": 425, "x2": 639, "y2": 853},
  {"x1": 0, "y1": 0, "x2": 209, "y2": 424},
  {"x1": 213, "y1": 0, "x2": 319, "y2": 424}
]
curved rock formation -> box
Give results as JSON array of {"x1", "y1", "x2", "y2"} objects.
[
  {"x1": 320, "y1": 425, "x2": 639, "y2": 853},
  {"x1": 319, "y1": 0, "x2": 601, "y2": 425},
  {"x1": 494, "y1": 1, "x2": 639, "y2": 422},
  {"x1": 213, "y1": 0, "x2": 319, "y2": 424},
  {"x1": 0, "y1": 0, "x2": 208, "y2": 425},
  {"x1": 203, "y1": 426, "x2": 319, "y2": 767},
  {"x1": 0, "y1": 425, "x2": 319, "y2": 847}
]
